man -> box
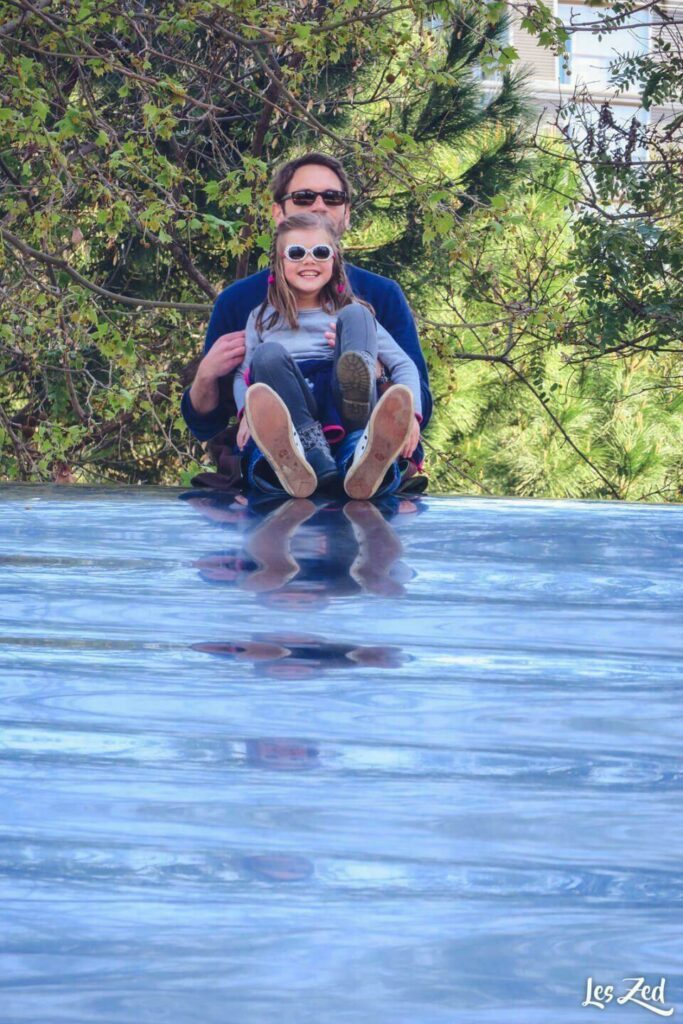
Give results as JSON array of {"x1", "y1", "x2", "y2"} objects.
[{"x1": 182, "y1": 152, "x2": 431, "y2": 490}]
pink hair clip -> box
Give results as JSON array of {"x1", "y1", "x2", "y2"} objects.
[
  {"x1": 337, "y1": 283, "x2": 345, "y2": 293},
  {"x1": 268, "y1": 274, "x2": 276, "y2": 284}
]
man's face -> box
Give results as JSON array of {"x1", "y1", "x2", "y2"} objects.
[{"x1": 272, "y1": 163, "x2": 351, "y2": 235}]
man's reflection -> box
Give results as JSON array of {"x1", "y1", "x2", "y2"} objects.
[
  {"x1": 184, "y1": 490, "x2": 421, "y2": 601},
  {"x1": 191, "y1": 634, "x2": 407, "y2": 678}
]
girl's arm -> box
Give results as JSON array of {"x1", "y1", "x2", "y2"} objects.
[
  {"x1": 233, "y1": 311, "x2": 260, "y2": 414},
  {"x1": 375, "y1": 322, "x2": 423, "y2": 420}
]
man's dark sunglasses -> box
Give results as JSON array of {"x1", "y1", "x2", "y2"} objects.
[{"x1": 280, "y1": 189, "x2": 349, "y2": 207}]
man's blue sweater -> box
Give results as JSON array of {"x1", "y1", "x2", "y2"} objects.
[{"x1": 181, "y1": 265, "x2": 432, "y2": 441}]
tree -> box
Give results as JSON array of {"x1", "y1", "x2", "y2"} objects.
[
  {"x1": 512, "y1": 0, "x2": 683, "y2": 358},
  {"x1": 2, "y1": 1, "x2": 679, "y2": 500},
  {"x1": 386, "y1": 0, "x2": 683, "y2": 501},
  {"x1": 0, "y1": 0, "x2": 531, "y2": 483}
]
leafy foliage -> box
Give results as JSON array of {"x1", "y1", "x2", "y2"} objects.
[
  {"x1": 0, "y1": 0, "x2": 680, "y2": 502},
  {"x1": 399, "y1": 146, "x2": 683, "y2": 501},
  {"x1": 0, "y1": 0, "x2": 528, "y2": 482},
  {"x1": 0, "y1": 0, "x2": 531, "y2": 484},
  {"x1": 515, "y1": 0, "x2": 683, "y2": 356}
]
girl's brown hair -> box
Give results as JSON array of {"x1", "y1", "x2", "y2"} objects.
[{"x1": 255, "y1": 212, "x2": 373, "y2": 333}]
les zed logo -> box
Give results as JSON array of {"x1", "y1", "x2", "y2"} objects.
[{"x1": 582, "y1": 977, "x2": 674, "y2": 1017}]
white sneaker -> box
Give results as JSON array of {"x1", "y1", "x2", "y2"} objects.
[
  {"x1": 343, "y1": 385, "x2": 414, "y2": 500},
  {"x1": 246, "y1": 384, "x2": 317, "y2": 498}
]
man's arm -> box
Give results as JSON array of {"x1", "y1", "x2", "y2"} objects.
[
  {"x1": 190, "y1": 332, "x2": 247, "y2": 414},
  {"x1": 181, "y1": 291, "x2": 246, "y2": 441},
  {"x1": 375, "y1": 282, "x2": 432, "y2": 428}
]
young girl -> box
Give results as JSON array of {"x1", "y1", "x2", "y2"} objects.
[{"x1": 234, "y1": 212, "x2": 423, "y2": 499}]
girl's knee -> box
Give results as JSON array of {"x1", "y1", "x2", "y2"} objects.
[
  {"x1": 251, "y1": 341, "x2": 290, "y2": 376},
  {"x1": 337, "y1": 303, "x2": 374, "y2": 330}
]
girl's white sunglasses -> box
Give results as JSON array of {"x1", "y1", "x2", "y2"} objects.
[{"x1": 282, "y1": 243, "x2": 334, "y2": 262}]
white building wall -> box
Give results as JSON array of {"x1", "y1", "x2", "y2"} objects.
[{"x1": 507, "y1": 0, "x2": 682, "y2": 122}]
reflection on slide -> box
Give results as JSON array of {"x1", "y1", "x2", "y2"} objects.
[
  {"x1": 191, "y1": 634, "x2": 408, "y2": 678},
  {"x1": 185, "y1": 491, "x2": 422, "y2": 603}
]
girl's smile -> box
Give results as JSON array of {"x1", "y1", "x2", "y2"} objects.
[{"x1": 279, "y1": 227, "x2": 335, "y2": 308}]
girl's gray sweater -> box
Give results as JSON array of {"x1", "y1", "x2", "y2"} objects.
[{"x1": 233, "y1": 303, "x2": 422, "y2": 417}]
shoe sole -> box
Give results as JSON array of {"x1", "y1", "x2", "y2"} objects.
[
  {"x1": 344, "y1": 385, "x2": 414, "y2": 500},
  {"x1": 246, "y1": 384, "x2": 317, "y2": 499},
  {"x1": 336, "y1": 350, "x2": 374, "y2": 430}
]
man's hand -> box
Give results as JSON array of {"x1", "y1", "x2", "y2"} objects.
[
  {"x1": 401, "y1": 417, "x2": 421, "y2": 459},
  {"x1": 236, "y1": 415, "x2": 251, "y2": 450},
  {"x1": 189, "y1": 331, "x2": 246, "y2": 415},
  {"x1": 196, "y1": 331, "x2": 246, "y2": 382}
]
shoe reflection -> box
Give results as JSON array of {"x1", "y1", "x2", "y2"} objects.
[
  {"x1": 240, "y1": 853, "x2": 314, "y2": 883},
  {"x1": 191, "y1": 634, "x2": 407, "y2": 678},
  {"x1": 245, "y1": 737, "x2": 319, "y2": 770},
  {"x1": 344, "y1": 501, "x2": 407, "y2": 597},
  {"x1": 187, "y1": 493, "x2": 421, "y2": 602},
  {"x1": 241, "y1": 498, "x2": 318, "y2": 592}
]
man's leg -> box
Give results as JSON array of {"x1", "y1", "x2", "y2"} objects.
[{"x1": 332, "y1": 304, "x2": 379, "y2": 431}]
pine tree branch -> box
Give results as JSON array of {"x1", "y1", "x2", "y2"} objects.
[
  {"x1": 503, "y1": 359, "x2": 622, "y2": 498},
  {"x1": 421, "y1": 437, "x2": 495, "y2": 495}
]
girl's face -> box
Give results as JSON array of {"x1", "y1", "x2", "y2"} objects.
[{"x1": 278, "y1": 227, "x2": 335, "y2": 306}]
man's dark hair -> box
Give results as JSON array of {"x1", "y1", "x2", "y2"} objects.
[{"x1": 270, "y1": 152, "x2": 352, "y2": 205}]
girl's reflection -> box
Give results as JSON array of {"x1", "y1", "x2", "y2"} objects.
[
  {"x1": 191, "y1": 634, "x2": 408, "y2": 678},
  {"x1": 184, "y1": 491, "x2": 421, "y2": 601}
]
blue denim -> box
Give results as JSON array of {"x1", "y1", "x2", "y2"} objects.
[
  {"x1": 333, "y1": 429, "x2": 403, "y2": 498},
  {"x1": 243, "y1": 441, "x2": 288, "y2": 496},
  {"x1": 243, "y1": 431, "x2": 403, "y2": 498}
]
